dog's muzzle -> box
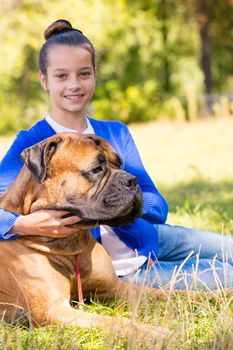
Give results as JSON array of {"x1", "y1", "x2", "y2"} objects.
[{"x1": 65, "y1": 170, "x2": 143, "y2": 228}]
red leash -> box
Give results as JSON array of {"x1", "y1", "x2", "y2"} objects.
[{"x1": 75, "y1": 255, "x2": 84, "y2": 308}]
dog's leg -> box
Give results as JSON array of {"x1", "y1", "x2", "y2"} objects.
[
  {"x1": 24, "y1": 273, "x2": 167, "y2": 338},
  {"x1": 80, "y1": 240, "x2": 167, "y2": 304},
  {"x1": 36, "y1": 296, "x2": 167, "y2": 337}
]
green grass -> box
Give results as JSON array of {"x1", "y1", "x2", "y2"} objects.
[
  {"x1": 0, "y1": 117, "x2": 233, "y2": 349},
  {"x1": 130, "y1": 117, "x2": 233, "y2": 235},
  {"x1": 0, "y1": 295, "x2": 232, "y2": 349}
]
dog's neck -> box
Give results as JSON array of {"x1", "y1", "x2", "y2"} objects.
[{"x1": 19, "y1": 230, "x2": 91, "y2": 256}]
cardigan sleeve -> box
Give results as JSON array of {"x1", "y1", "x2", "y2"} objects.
[
  {"x1": 0, "y1": 120, "x2": 56, "y2": 240},
  {"x1": 121, "y1": 124, "x2": 168, "y2": 224},
  {"x1": 0, "y1": 131, "x2": 30, "y2": 240}
]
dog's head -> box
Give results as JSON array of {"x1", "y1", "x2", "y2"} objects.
[{"x1": 21, "y1": 133, "x2": 143, "y2": 227}]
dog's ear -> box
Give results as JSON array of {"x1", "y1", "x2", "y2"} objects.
[
  {"x1": 21, "y1": 136, "x2": 63, "y2": 183},
  {"x1": 87, "y1": 135, "x2": 122, "y2": 169}
]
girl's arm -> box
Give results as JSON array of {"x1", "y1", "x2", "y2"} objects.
[
  {"x1": 122, "y1": 124, "x2": 168, "y2": 224},
  {"x1": 0, "y1": 132, "x2": 26, "y2": 239}
]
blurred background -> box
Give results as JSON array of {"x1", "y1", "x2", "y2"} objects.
[{"x1": 0, "y1": 0, "x2": 232, "y2": 134}]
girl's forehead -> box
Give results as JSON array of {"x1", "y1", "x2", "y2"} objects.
[{"x1": 47, "y1": 45, "x2": 93, "y2": 68}]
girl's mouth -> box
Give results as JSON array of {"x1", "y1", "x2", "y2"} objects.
[{"x1": 64, "y1": 94, "x2": 84, "y2": 100}]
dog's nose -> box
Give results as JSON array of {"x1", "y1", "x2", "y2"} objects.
[
  {"x1": 121, "y1": 174, "x2": 138, "y2": 189},
  {"x1": 126, "y1": 175, "x2": 138, "y2": 189}
]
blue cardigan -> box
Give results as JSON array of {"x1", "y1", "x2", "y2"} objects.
[{"x1": 0, "y1": 117, "x2": 168, "y2": 259}]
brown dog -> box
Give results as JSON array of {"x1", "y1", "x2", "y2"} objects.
[{"x1": 0, "y1": 133, "x2": 166, "y2": 336}]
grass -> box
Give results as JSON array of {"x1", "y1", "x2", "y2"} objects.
[
  {"x1": 130, "y1": 117, "x2": 233, "y2": 235},
  {"x1": 0, "y1": 117, "x2": 233, "y2": 349}
]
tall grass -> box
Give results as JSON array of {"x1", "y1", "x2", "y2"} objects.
[{"x1": 0, "y1": 118, "x2": 232, "y2": 349}]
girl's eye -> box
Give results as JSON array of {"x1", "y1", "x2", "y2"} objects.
[
  {"x1": 56, "y1": 74, "x2": 66, "y2": 79},
  {"x1": 80, "y1": 71, "x2": 91, "y2": 77}
]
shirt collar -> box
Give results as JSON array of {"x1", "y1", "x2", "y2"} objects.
[{"x1": 45, "y1": 115, "x2": 95, "y2": 135}]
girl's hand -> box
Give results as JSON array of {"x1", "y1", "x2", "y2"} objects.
[{"x1": 11, "y1": 210, "x2": 81, "y2": 238}]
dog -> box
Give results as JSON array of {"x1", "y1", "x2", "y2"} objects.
[{"x1": 0, "y1": 133, "x2": 166, "y2": 337}]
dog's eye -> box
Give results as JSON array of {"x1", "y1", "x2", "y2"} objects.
[{"x1": 91, "y1": 166, "x2": 103, "y2": 174}]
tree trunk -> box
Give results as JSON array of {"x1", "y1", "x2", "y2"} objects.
[
  {"x1": 160, "y1": 0, "x2": 172, "y2": 93},
  {"x1": 195, "y1": 0, "x2": 213, "y2": 112}
]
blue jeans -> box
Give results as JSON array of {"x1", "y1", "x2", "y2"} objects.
[{"x1": 123, "y1": 224, "x2": 233, "y2": 290}]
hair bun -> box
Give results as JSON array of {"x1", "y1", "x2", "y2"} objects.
[{"x1": 44, "y1": 19, "x2": 73, "y2": 41}]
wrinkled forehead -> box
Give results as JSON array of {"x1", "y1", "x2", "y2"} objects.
[{"x1": 51, "y1": 134, "x2": 104, "y2": 170}]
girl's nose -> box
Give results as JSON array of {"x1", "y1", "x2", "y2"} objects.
[{"x1": 68, "y1": 78, "x2": 81, "y2": 90}]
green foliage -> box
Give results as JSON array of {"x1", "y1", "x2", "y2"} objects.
[{"x1": 0, "y1": 0, "x2": 232, "y2": 133}]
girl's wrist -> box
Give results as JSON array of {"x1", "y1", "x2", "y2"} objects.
[{"x1": 11, "y1": 215, "x2": 27, "y2": 235}]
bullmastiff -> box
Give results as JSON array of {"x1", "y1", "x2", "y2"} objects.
[{"x1": 0, "y1": 133, "x2": 166, "y2": 337}]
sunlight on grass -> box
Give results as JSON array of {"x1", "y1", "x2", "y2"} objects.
[
  {"x1": 0, "y1": 290, "x2": 232, "y2": 349},
  {"x1": 130, "y1": 118, "x2": 233, "y2": 185},
  {"x1": 130, "y1": 117, "x2": 233, "y2": 235}
]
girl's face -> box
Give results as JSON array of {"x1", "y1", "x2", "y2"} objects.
[{"x1": 40, "y1": 45, "x2": 96, "y2": 119}]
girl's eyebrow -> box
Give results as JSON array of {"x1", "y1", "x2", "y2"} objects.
[
  {"x1": 52, "y1": 68, "x2": 67, "y2": 72},
  {"x1": 53, "y1": 68, "x2": 66, "y2": 73},
  {"x1": 53, "y1": 66, "x2": 93, "y2": 72}
]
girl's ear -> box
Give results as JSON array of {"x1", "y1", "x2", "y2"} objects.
[{"x1": 39, "y1": 71, "x2": 48, "y2": 92}]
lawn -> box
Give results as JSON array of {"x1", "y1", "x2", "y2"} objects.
[
  {"x1": 0, "y1": 117, "x2": 232, "y2": 349},
  {"x1": 130, "y1": 117, "x2": 233, "y2": 235}
]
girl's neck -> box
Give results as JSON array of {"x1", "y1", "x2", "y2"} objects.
[{"x1": 50, "y1": 112, "x2": 87, "y2": 132}]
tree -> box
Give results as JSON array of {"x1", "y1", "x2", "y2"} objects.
[
  {"x1": 0, "y1": 0, "x2": 232, "y2": 133},
  {"x1": 184, "y1": 0, "x2": 233, "y2": 95}
]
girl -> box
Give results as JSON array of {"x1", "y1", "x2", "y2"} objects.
[{"x1": 0, "y1": 19, "x2": 232, "y2": 290}]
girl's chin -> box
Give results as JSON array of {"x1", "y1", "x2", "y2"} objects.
[{"x1": 62, "y1": 106, "x2": 86, "y2": 115}]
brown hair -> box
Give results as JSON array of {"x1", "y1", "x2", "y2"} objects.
[{"x1": 39, "y1": 19, "x2": 96, "y2": 74}]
